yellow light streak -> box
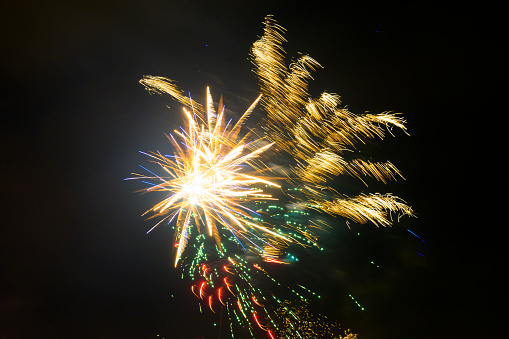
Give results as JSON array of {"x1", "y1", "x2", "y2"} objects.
[{"x1": 250, "y1": 15, "x2": 415, "y2": 227}]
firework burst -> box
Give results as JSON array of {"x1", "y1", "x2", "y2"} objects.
[
  {"x1": 128, "y1": 15, "x2": 414, "y2": 339},
  {"x1": 127, "y1": 83, "x2": 295, "y2": 266}
]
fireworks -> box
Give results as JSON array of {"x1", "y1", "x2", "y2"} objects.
[
  {"x1": 275, "y1": 300, "x2": 359, "y2": 339},
  {"x1": 127, "y1": 82, "x2": 293, "y2": 266},
  {"x1": 187, "y1": 252, "x2": 321, "y2": 338},
  {"x1": 128, "y1": 15, "x2": 415, "y2": 338},
  {"x1": 251, "y1": 15, "x2": 414, "y2": 226}
]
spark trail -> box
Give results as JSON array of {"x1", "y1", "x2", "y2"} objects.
[{"x1": 251, "y1": 15, "x2": 414, "y2": 226}]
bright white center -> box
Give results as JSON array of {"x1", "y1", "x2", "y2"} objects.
[{"x1": 183, "y1": 177, "x2": 205, "y2": 205}]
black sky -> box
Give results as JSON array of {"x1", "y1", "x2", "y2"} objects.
[{"x1": 1, "y1": 1, "x2": 501, "y2": 339}]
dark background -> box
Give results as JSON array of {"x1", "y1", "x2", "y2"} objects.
[{"x1": 1, "y1": 1, "x2": 501, "y2": 338}]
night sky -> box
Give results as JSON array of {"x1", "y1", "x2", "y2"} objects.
[{"x1": 1, "y1": 1, "x2": 501, "y2": 338}]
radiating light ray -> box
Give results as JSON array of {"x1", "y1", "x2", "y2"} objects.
[{"x1": 129, "y1": 86, "x2": 298, "y2": 266}]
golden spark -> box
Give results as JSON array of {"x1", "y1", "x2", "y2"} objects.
[{"x1": 251, "y1": 15, "x2": 414, "y2": 226}]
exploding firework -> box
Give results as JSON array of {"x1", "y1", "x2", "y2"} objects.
[
  {"x1": 128, "y1": 15, "x2": 414, "y2": 339},
  {"x1": 126, "y1": 83, "x2": 301, "y2": 266}
]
